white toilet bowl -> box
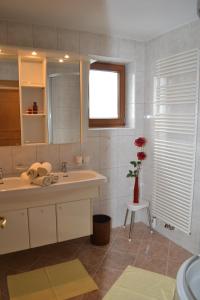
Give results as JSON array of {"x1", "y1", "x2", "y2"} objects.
[{"x1": 175, "y1": 255, "x2": 200, "y2": 300}]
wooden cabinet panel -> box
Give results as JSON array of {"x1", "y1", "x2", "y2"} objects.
[
  {"x1": 28, "y1": 205, "x2": 57, "y2": 248},
  {"x1": 0, "y1": 209, "x2": 29, "y2": 254},
  {"x1": 57, "y1": 199, "x2": 92, "y2": 242}
]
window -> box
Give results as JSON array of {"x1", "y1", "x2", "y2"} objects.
[{"x1": 89, "y1": 62, "x2": 125, "y2": 127}]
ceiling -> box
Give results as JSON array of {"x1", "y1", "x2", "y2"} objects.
[{"x1": 0, "y1": 0, "x2": 198, "y2": 41}]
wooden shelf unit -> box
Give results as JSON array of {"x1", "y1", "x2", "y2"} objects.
[{"x1": 18, "y1": 56, "x2": 48, "y2": 145}]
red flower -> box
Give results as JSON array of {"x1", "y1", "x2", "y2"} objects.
[
  {"x1": 134, "y1": 137, "x2": 146, "y2": 147},
  {"x1": 137, "y1": 152, "x2": 146, "y2": 160}
]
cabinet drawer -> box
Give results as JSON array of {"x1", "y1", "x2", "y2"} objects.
[
  {"x1": 28, "y1": 205, "x2": 57, "y2": 248},
  {"x1": 57, "y1": 199, "x2": 92, "y2": 242},
  {"x1": 0, "y1": 209, "x2": 29, "y2": 254}
]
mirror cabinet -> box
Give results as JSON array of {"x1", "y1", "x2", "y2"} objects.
[{"x1": 0, "y1": 49, "x2": 81, "y2": 146}]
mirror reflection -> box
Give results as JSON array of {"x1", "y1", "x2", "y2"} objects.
[
  {"x1": 0, "y1": 55, "x2": 21, "y2": 146},
  {"x1": 47, "y1": 60, "x2": 80, "y2": 144},
  {"x1": 0, "y1": 49, "x2": 81, "y2": 147}
]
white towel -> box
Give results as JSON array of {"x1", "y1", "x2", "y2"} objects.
[
  {"x1": 37, "y1": 162, "x2": 52, "y2": 177},
  {"x1": 31, "y1": 175, "x2": 52, "y2": 187},
  {"x1": 50, "y1": 173, "x2": 59, "y2": 184},
  {"x1": 27, "y1": 162, "x2": 41, "y2": 179},
  {"x1": 20, "y1": 172, "x2": 31, "y2": 184}
]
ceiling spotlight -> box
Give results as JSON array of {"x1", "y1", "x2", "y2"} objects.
[
  {"x1": 32, "y1": 51, "x2": 37, "y2": 56},
  {"x1": 64, "y1": 54, "x2": 69, "y2": 59},
  {"x1": 59, "y1": 58, "x2": 64, "y2": 63}
]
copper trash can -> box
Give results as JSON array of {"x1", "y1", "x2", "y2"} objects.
[{"x1": 91, "y1": 214, "x2": 111, "y2": 246}]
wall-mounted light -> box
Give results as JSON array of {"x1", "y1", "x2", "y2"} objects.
[
  {"x1": 32, "y1": 51, "x2": 37, "y2": 56},
  {"x1": 64, "y1": 54, "x2": 69, "y2": 59},
  {"x1": 59, "y1": 58, "x2": 64, "y2": 63}
]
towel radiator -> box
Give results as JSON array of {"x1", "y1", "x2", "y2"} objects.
[{"x1": 152, "y1": 49, "x2": 199, "y2": 234}]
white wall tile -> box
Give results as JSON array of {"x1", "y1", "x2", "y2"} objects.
[
  {"x1": 59, "y1": 143, "x2": 81, "y2": 166},
  {"x1": 82, "y1": 137, "x2": 100, "y2": 169},
  {"x1": 118, "y1": 135, "x2": 136, "y2": 167},
  {"x1": 99, "y1": 136, "x2": 119, "y2": 168},
  {"x1": 33, "y1": 25, "x2": 58, "y2": 49},
  {"x1": 36, "y1": 144, "x2": 60, "y2": 171},
  {"x1": 0, "y1": 147, "x2": 13, "y2": 175},
  {"x1": 7, "y1": 22, "x2": 33, "y2": 47},
  {"x1": 58, "y1": 29, "x2": 79, "y2": 53},
  {"x1": 12, "y1": 146, "x2": 36, "y2": 173},
  {"x1": 99, "y1": 167, "x2": 118, "y2": 199}
]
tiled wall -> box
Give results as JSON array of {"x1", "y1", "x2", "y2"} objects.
[
  {"x1": 144, "y1": 20, "x2": 200, "y2": 254},
  {"x1": 0, "y1": 19, "x2": 146, "y2": 228}
]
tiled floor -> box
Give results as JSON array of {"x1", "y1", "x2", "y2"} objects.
[{"x1": 0, "y1": 222, "x2": 192, "y2": 300}]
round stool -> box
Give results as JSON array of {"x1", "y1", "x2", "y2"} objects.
[{"x1": 123, "y1": 201, "x2": 153, "y2": 241}]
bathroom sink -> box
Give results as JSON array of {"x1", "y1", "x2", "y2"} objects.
[
  {"x1": 58, "y1": 170, "x2": 99, "y2": 183},
  {"x1": 0, "y1": 170, "x2": 106, "y2": 193},
  {"x1": 0, "y1": 177, "x2": 28, "y2": 191}
]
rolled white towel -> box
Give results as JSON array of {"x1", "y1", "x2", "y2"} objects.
[
  {"x1": 50, "y1": 173, "x2": 59, "y2": 184},
  {"x1": 31, "y1": 175, "x2": 52, "y2": 187},
  {"x1": 20, "y1": 172, "x2": 31, "y2": 184},
  {"x1": 37, "y1": 162, "x2": 52, "y2": 177},
  {"x1": 27, "y1": 162, "x2": 41, "y2": 179}
]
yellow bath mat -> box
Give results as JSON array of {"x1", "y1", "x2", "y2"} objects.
[
  {"x1": 103, "y1": 266, "x2": 176, "y2": 300},
  {"x1": 7, "y1": 259, "x2": 98, "y2": 300}
]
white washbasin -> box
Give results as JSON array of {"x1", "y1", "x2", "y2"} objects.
[
  {"x1": 0, "y1": 177, "x2": 28, "y2": 191},
  {"x1": 0, "y1": 170, "x2": 106, "y2": 193},
  {"x1": 58, "y1": 170, "x2": 98, "y2": 183}
]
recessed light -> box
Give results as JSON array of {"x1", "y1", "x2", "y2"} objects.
[
  {"x1": 64, "y1": 54, "x2": 69, "y2": 59},
  {"x1": 32, "y1": 51, "x2": 37, "y2": 56},
  {"x1": 59, "y1": 58, "x2": 64, "y2": 63}
]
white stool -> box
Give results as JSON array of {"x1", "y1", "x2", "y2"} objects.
[{"x1": 123, "y1": 201, "x2": 153, "y2": 241}]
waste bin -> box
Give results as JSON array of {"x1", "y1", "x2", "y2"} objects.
[{"x1": 91, "y1": 214, "x2": 111, "y2": 246}]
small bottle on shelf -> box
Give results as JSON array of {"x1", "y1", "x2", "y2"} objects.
[
  {"x1": 27, "y1": 107, "x2": 32, "y2": 114},
  {"x1": 33, "y1": 102, "x2": 38, "y2": 114}
]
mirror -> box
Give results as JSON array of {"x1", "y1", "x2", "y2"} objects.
[
  {"x1": 0, "y1": 48, "x2": 81, "y2": 146},
  {"x1": 0, "y1": 55, "x2": 21, "y2": 146},
  {"x1": 47, "y1": 60, "x2": 81, "y2": 144}
]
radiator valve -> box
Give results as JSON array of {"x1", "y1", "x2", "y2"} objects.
[{"x1": 164, "y1": 223, "x2": 175, "y2": 230}]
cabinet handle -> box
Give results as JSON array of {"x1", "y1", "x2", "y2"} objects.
[{"x1": 0, "y1": 216, "x2": 7, "y2": 229}]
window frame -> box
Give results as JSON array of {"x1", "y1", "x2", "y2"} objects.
[{"x1": 89, "y1": 62, "x2": 125, "y2": 128}]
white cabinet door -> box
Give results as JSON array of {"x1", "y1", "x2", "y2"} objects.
[
  {"x1": 28, "y1": 205, "x2": 57, "y2": 248},
  {"x1": 57, "y1": 199, "x2": 92, "y2": 242},
  {"x1": 0, "y1": 209, "x2": 29, "y2": 254}
]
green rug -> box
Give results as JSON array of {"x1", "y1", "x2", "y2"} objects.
[{"x1": 103, "y1": 266, "x2": 176, "y2": 300}]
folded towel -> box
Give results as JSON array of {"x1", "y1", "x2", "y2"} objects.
[
  {"x1": 37, "y1": 162, "x2": 52, "y2": 177},
  {"x1": 50, "y1": 173, "x2": 59, "y2": 184},
  {"x1": 20, "y1": 172, "x2": 31, "y2": 184},
  {"x1": 27, "y1": 162, "x2": 41, "y2": 179},
  {"x1": 31, "y1": 175, "x2": 52, "y2": 187}
]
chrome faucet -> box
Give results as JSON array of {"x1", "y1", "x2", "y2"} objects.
[
  {"x1": 61, "y1": 162, "x2": 68, "y2": 177},
  {"x1": 0, "y1": 168, "x2": 3, "y2": 184}
]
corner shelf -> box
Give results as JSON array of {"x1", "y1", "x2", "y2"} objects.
[
  {"x1": 19, "y1": 56, "x2": 48, "y2": 145},
  {"x1": 22, "y1": 113, "x2": 46, "y2": 117}
]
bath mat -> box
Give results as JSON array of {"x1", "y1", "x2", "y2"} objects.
[
  {"x1": 103, "y1": 266, "x2": 176, "y2": 300},
  {"x1": 7, "y1": 259, "x2": 98, "y2": 300}
]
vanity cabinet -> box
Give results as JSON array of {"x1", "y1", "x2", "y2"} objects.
[
  {"x1": 0, "y1": 209, "x2": 29, "y2": 254},
  {"x1": 57, "y1": 199, "x2": 92, "y2": 242},
  {"x1": 28, "y1": 205, "x2": 57, "y2": 248}
]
